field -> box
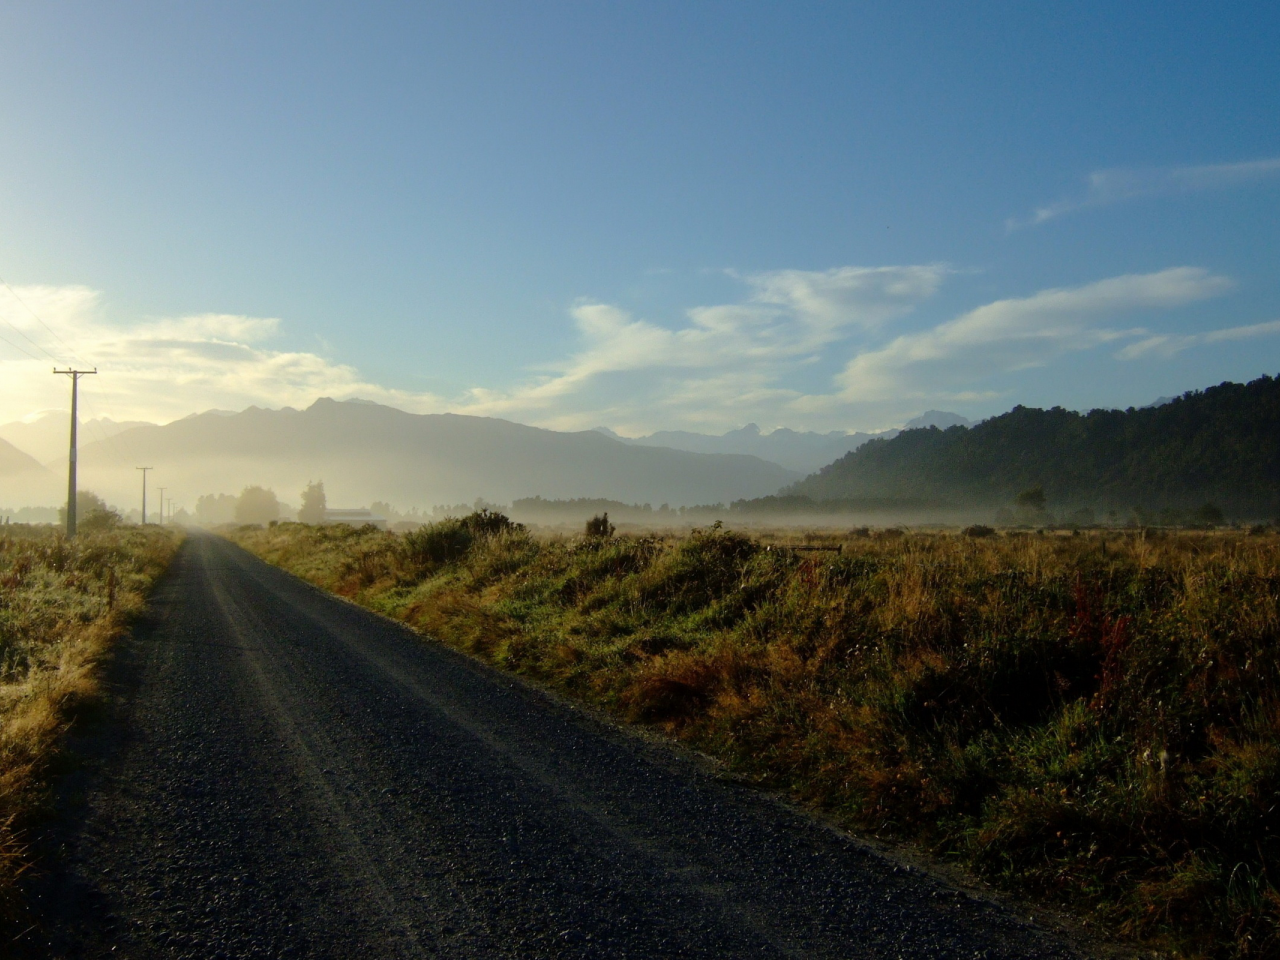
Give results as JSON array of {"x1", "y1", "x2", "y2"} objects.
[
  {"x1": 0, "y1": 523, "x2": 180, "y2": 927},
  {"x1": 233, "y1": 517, "x2": 1280, "y2": 958}
]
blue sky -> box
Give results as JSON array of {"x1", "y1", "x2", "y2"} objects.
[{"x1": 1, "y1": 1, "x2": 1278, "y2": 433}]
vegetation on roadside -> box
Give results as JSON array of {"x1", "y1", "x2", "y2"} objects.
[
  {"x1": 0, "y1": 522, "x2": 179, "y2": 928},
  {"x1": 233, "y1": 517, "x2": 1280, "y2": 958}
]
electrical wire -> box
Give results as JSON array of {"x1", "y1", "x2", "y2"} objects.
[
  {"x1": 0, "y1": 329, "x2": 47, "y2": 363},
  {"x1": 0, "y1": 273, "x2": 88, "y2": 366}
]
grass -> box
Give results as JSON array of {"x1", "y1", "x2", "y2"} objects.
[
  {"x1": 0, "y1": 523, "x2": 179, "y2": 932},
  {"x1": 232, "y1": 517, "x2": 1280, "y2": 958}
]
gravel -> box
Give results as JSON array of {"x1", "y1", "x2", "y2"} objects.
[{"x1": 33, "y1": 534, "x2": 1087, "y2": 959}]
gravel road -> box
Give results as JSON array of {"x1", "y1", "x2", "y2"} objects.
[{"x1": 36, "y1": 534, "x2": 1086, "y2": 958}]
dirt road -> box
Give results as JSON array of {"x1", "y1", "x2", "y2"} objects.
[{"x1": 37, "y1": 534, "x2": 1083, "y2": 958}]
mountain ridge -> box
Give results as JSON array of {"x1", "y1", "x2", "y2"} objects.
[
  {"x1": 64, "y1": 399, "x2": 799, "y2": 511},
  {"x1": 786, "y1": 376, "x2": 1280, "y2": 516}
]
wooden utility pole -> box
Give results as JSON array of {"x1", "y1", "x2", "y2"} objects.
[
  {"x1": 53, "y1": 368, "x2": 97, "y2": 537},
  {"x1": 137, "y1": 467, "x2": 153, "y2": 524},
  {"x1": 157, "y1": 488, "x2": 167, "y2": 525}
]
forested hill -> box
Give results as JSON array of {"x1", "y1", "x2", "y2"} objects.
[{"x1": 787, "y1": 375, "x2": 1280, "y2": 516}]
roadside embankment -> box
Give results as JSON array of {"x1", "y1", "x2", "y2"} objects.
[
  {"x1": 232, "y1": 517, "x2": 1280, "y2": 959},
  {"x1": 0, "y1": 524, "x2": 179, "y2": 928}
]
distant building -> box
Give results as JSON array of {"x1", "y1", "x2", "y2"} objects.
[{"x1": 322, "y1": 508, "x2": 387, "y2": 530}]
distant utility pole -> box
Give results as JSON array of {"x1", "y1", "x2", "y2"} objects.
[
  {"x1": 54, "y1": 368, "x2": 97, "y2": 537},
  {"x1": 157, "y1": 487, "x2": 167, "y2": 525},
  {"x1": 136, "y1": 467, "x2": 152, "y2": 524},
  {"x1": 165, "y1": 497, "x2": 173, "y2": 523}
]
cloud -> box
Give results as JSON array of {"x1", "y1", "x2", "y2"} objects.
[
  {"x1": 0, "y1": 266, "x2": 1244, "y2": 437},
  {"x1": 0, "y1": 285, "x2": 444, "y2": 425},
  {"x1": 1009, "y1": 157, "x2": 1280, "y2": 229},
  {"x1": 830, "y1": 268, "x2": 1232, "y2": 403},
  {"x1": 1116, "y1": 318, "x2": 1280, "y2": 360},
  {"x1": 455, "y1": 265, "x2": 948, "y2": 427}
]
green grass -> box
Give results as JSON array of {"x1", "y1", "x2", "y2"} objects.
[
  {"x1": 0, "y1": 523, "x2": 180, "y2": 931},
  {"x1": 233, "y1": 518, "x2": 1280, "y2": 958}
]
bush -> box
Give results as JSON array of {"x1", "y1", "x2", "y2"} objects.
[
  {"x1": 57, "y1": 490, "x2": 121, "y2": 531},
  {"x1": 400, "y1": 519, "x2": 474, "y2": 569},
  {"x1": 585, "y1": 513, "x2": 615, "y2": 538},
  {"x1": 399, "y1": 510, "x2": 523, "y2": 571},
  {"x1": 962, "y1": 524, "x2": 996, "y2": 538},
  {"x1": 459, "y1": 509, "x2": 523, "y2": 537}
]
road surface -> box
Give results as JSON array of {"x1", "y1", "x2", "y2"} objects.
[{"x1": 37, "y1": 534, "x2": 1084, "y2": 958}]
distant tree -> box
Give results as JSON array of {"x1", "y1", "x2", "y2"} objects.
[
  {"x1": 1066, "y1": 506, "x2": 1096, "y2": 527},
  {"x1": 298, "y1": 481, "x2": 327, "y2": 525},
  {"x1": 235, "y1": 486, "x2": 280, "y2": 525},
  {"x1": 1015, "y1": 485, "x2": 1047, "y2": 511},
  {"x1": 59, "y1": 490, "x2": 121, "y2": 531},
  {"x1": 1192, "y1": 503, "x2": 1225, "y2": 527},
  {"x1": 195, "y1": 493, "x2": 238, "y2": 526}
]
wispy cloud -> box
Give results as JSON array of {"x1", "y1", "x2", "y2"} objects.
[
  {"x1": 0, "y1": 285, "x2": 445, "y2": 425},
  {"x1": 1009, "y1": 157, "x2": 1280, "y2": 229},
  {"x1": 825, "y1": 268, "x2": 1233, "y2": 404},
  {"x1": 0, "y1": 266, "x2": 1243, "y2": 436},
  {"x1": 455, "y1": 265, "x2": 948, "y2": 429},
  {"x1": 1116, "y1": 318, "x2": 1280, "y2": 360}
]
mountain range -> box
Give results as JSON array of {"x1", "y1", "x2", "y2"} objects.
[
  {"x1": 596, "y1": 411, "x2": 970, "y2": 474},
  {"x1": 0, "y1": 437, "x2": 56, "y2": 505},
  {"x1": 25, "y1": 399, "x2": 801, "y2": 512},
  {"x1": 0, "y1": 413, "x2": 152, "y2": 466}
]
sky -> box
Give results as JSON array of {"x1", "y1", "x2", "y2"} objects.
[{"x1": 1, "y1": 1, "x2": 1278, "y2": 436}]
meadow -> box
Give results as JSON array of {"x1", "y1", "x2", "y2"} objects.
[
  {"x1": 234, "y1": 516, "x2": 1280, "y2": 959},
  {"x1": 0, "y1": 523, "x2": 179, "y2": 927}
]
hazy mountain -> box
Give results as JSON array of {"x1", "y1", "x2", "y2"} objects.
[
  {"x1": 786, "y1": 376, "x2": 1280, "y2": 516},
  {"x1": 903, "y1": 410, "x2": 972, "y2": 430},
  {"x1": 0, "y1": 412, "x2": 155, "y2": 465},
  {"x1": 598, "y1": 423, "x2": 894, "y2": 474},
  {"x1": 65, "y1": 398, "x2": 800, "y2": 513},
  {"x1": 0, "y1": 437, "x2": 58, "y2": 505}
]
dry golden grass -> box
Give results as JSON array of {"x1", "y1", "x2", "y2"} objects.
[
  {"x1": 0, "y1": 524, "x2": 180, "y2": 930},
  {"x1": 235, "y1": 518, "x2": 1280, "y2": 959}
]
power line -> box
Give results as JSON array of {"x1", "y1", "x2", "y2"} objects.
[
  {"x1": 0, "y1": 273, "x2": 87, "y2": 366},
  {"x1": 0, "y1": 308, "x2": 63, "y2": 364},
  {"x1": 0, "y1": 329, "x2": 46, "y2": 363}
]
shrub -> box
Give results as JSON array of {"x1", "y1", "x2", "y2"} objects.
[
  {"x1": 962, "y1": 524, "x2": 996, "y2": 538},
  {"x1": 400, "y1": 519, "x2": 474, "y2": 568},
  {"x1": 399, "y1": 510, "x2": 523, "y2": 571},
  {"x1": 585, "y1": 513, "x2": 615, "y2": 538},
  {"x1": 459, "y1": 509, "x2": 523, "y2": 537}
]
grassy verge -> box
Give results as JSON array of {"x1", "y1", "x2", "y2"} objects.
[
  {"x1": 0, "y1": 523, "x2": 180, "y2": 929},
  {"x1": 232, "y1": 517, "x2": 1280, "y2": 958}
]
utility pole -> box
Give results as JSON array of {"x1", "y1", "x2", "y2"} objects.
[
  {"x1": 136, "y1": 467, "x2": 152, "y2": 524},
  {"x1": 165, "y1": 497, "x2": 173, "y2": 524},
  {"x1": 54, "y1": 368, "x2": 97, "y2": 537},
  {"x1": 157, "y1": 487, "x2": 167, "y2": 525}
]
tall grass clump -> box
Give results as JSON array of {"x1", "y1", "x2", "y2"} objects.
[
  {"x1": 0, "y1": 523, "x2": 179, "y2": 933},
  {"x1": 232, "y1": 519, "x2": 1280, "y2": 958}
]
